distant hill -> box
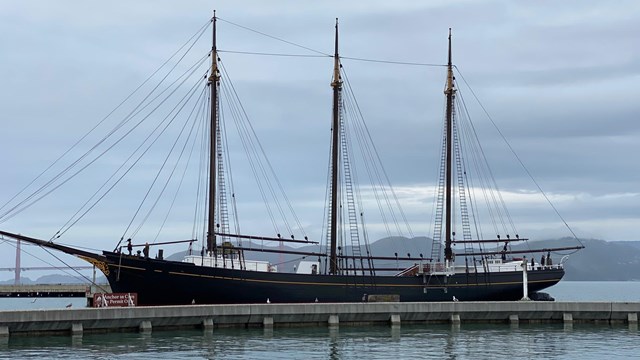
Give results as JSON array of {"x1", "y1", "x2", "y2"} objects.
[
  {"x1": 561, "y1": 239, "x2": 640, "y2": 281},
  {"x1": 0, "y1": 274, "x2": 107, "y2": 285},
  {"x1": 5, "y1": 237, "x2": 639, "y2": 284}
]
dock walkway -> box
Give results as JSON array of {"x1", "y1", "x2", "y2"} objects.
[{"x1": 1, "y1": 301, "x2": 639, "y2": 337}]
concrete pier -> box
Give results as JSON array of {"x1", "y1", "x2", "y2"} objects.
[
  {"x1": 139, "y1": 320, "x2": 152, "y2": 333},
  {"x1": 0, "y1": 301, "x2": 639, "y2": 336},
  {"x1": 563, "y1": 313, "x2": 573, "y2": 323},
  {"x1": 71, "y1": 322, "x2": 83, "y2": 335},
  {"x1": 202, "y1": 317, "x2": 214, "y2": 330},
  {"x1": 263, "y1": 316, "x2": 274, "y2": 327},
  {"x1": 328, "y1": 314, "x2": 339, "y2": 327}
]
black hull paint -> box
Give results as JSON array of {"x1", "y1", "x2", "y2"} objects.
[
  {"x1": 102, "y1": 252, "x2": 563, "y2": 305},
  {"x1": 0, "y1": 231, "x2": 564, "y2": 305}
]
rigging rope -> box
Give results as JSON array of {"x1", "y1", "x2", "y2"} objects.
[
  {"x1": 217, "y1": 92, "x2": 243, "y2": 239},
  {"x1": 216, "y1": 17, "x2": 446, "y2": 68},
  {"x1": 193, "y1": 100, "x2": 210, "y2": 246},
  {"x1": 219, "y1": 58, "x2": 308, "y2": 239},
  {"x1": 217, "y1": 17, "x2": 330, "y2": 57},
  {"x1": 219, "y1": 49, "x2": 329, "y2": 58},
  {"x1": 1, "y1": 52, "x2": 210, "y2": 232},
  {"x1": 456, "y1": 89, "x2": 514, "y2": 236},
  {"x1": 453, "y1": 66, "x2": 585, "y2": 249},
  {"x1": 217, "y1": 50, "x2": 448, "y2": 68},
  {"x1": 120, "y1": 69, "x2": 209, "y2": 241},
  {"x1": 218, "y1": 66, "x2": 280, "y2": 235},
  {"x1": 48, "y1": 55, "x2": 209, "y2": 241},
  {"x1": 341, "y1": 67, "x2": 415, "y2": 239},
  {"x1": 130, "y1": 85, "x2": 208, "y2": 240},
  {"x1": 0, "y1": 19, "x2": 211, "y2": 223},
  {"x1": 341, "y1": 56, "x2": 446, "y2": 67},
  {"x1": 153, "y1": 92, "x2": 207, "y2": 243}
]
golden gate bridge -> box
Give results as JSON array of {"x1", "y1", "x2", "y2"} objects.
[{"x1": 2, "y1": 239, "x2": 95, "y2": 285}]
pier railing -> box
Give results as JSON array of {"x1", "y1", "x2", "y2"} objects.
[{"x1": 0, "y1": 283, "x2": 111, "y2": 298}]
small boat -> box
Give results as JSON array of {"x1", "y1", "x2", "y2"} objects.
[{"x1": 0, "y1": 14, "x2": 583, "y2": 305}]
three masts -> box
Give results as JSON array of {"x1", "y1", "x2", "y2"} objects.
[
  {"x1": 0, "y1": 14, "x2": 586, "y2": 305},
  {"x1": 201, "y1": 15, "x2": 576, "y2": 275}
]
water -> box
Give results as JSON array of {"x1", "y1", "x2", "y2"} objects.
[
  {"x1": 547, "y1": 281, "x2": 640, "y2": 302},
  {"x1": 1, "y1": 281, "x2": 639, "y2": 359},
  {"x1": 1, "y1": 324, "x2": 638, "y2": 359},
  {"x1": 0, "y1": 297, "x2": 86, "y2": 311}
]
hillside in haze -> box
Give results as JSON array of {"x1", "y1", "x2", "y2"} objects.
[
  {"x1": 564, "y1": 239, "x2": 640, "y2": 280},
  {"x1": 0, "y1": 273, "x2": 107, "y2": 285}
]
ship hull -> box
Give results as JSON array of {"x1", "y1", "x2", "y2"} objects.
[{"x1": 102, "y1": 252, "x2": 563, "y2": 305}]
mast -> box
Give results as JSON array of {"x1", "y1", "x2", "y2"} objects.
[
  {"x1": 444, "y1": 28, "x2": 455, "y2": 264},
  {"x1": 329, "y1": 18, "x2": 342, "y2": 275},
  {"x1": 207, "y1": 12, "x2": 221, "y2": 254}
]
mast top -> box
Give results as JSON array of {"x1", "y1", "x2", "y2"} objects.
[
  {"x1": 448, "y1": 28, "x2": 452, "y2": 64},
  {"x1": 445, "y1": 28, "x2": 455, "y2": 95},
  {"x1": 208, "y1": 11, "x2": 221, "y2": 84},
  {"x1": 331, "y1": 18, "x2": 342, "y2": 89},
  {"x1": 334, "y1": 18, "x2": 339, "y2": 54}
]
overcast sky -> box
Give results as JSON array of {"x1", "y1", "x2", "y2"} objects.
[{"x1": 0, "y1": 1, "x2": 639, "y2": 278}]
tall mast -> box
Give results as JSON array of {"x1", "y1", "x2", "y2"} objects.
[
  {"x1": 329, "y1": 18, "x2": 342, "y2": 275},
  {"x1": 207, "y1": 12, "x2": 221, "y2": 254},
  {"x1": 444, "y1": 28, "x2": 455, "y2": 263}
]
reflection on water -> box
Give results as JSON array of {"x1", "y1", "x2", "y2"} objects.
[{"x1": 1, "y1": 324, "x2": 639, "y2": 359}]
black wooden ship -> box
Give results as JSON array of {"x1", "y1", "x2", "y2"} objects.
[{"x1": 0, "y1": 15, "x2": 583, "y2": 305}]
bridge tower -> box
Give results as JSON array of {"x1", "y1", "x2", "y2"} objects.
[{"x1": 14, "y1": 239, "x2": 21, "y2": 285}]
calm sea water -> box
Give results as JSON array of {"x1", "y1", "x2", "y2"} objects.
[{"x1": 0, "y1": 281, "x2": 639, "y2": 359}]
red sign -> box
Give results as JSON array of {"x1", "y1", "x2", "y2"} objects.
[{"x1": 93, "y1": 293, "x2": 137, "y2": 307}]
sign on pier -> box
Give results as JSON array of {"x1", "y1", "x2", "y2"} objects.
[{"x1": 93, "y1": 293, "x2": 137, "y2": 307}]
